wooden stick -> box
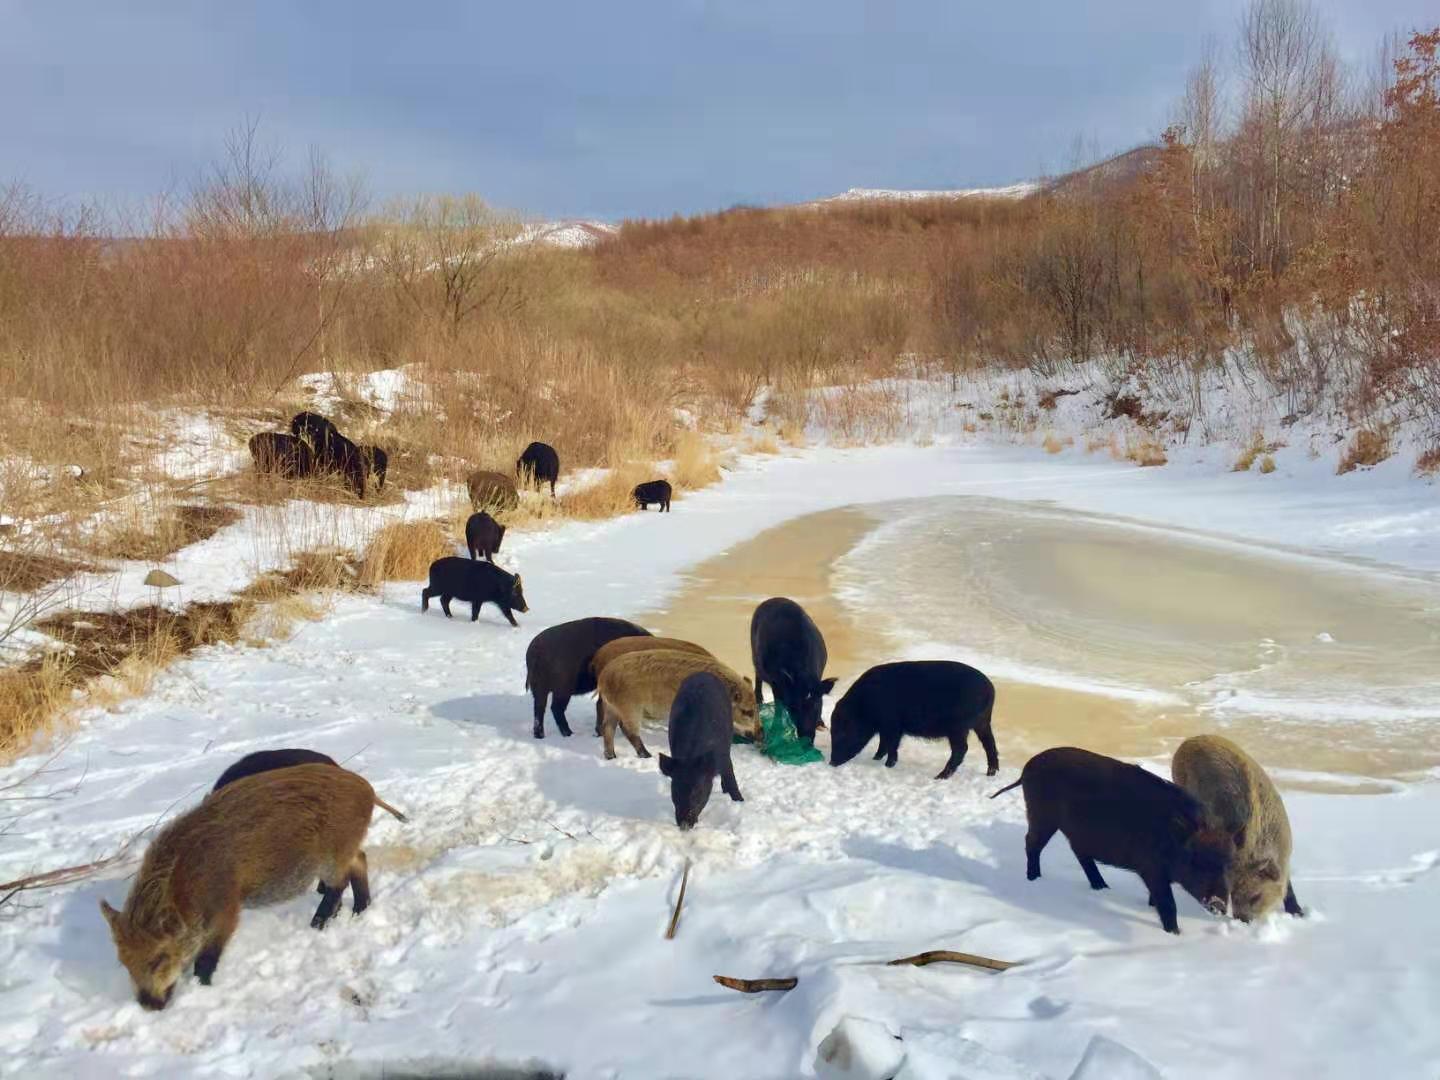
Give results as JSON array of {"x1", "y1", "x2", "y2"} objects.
[
  {"x1": 713, "y1": 975, "x2": 799, "y2": 993},
  {"x1": 664, "y1": 859, "x2": 691, "y2": 940},
  {"x1": 886, "y1": 950, "x2": 1018, "y2": 972}
]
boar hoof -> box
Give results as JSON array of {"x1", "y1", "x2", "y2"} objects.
[
  {"x1": 604, "y1": 749, "x2": 616, "y2": 760},
  {"x1": 637, "y1": 748, "x2": 652, "y2": 758}
]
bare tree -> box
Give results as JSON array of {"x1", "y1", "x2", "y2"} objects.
[
  {"x1": 374, "y1": 194, "x2": 526, "y2": 335},
  {"x1": 1236, "y1": 0, "x2": 1345, "y2": 273}
]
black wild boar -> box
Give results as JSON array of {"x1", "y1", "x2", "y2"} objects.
[
  {"x1": 290, "y1": 411, "x2": 342, "y2": 449},
  {"x1": 360, "y1": 445, "x2": 388, "y2": 490},
  {"x1": 829, "y1": 660, "x2": 998, "y2": 780},
  {"x1": 657, "y1": 672, "x2": 744, "y2": 830},
  {"x1": 632, "y1": 479, "x2": 672, "y2": 512},
  {"x1": 465, "y1": 511, "x2": 506, "y2": 563},
  {"x1": 516, "y1": 441, "x2": 560, "y2": 496},
  {"x1": 316, "y1": 430, "x2": 367, "y2": 498},
  {"x1": 750, "y1": 597, "x2": 835, "y2": 742},
  {"x1": 991, "y1": 746, "x2": 1236, "y2": 934},
  {"x1": 211, "y1": 748, "x2": 338, "y2": 792},
  {"x1": 524, "y1": 617, "x2": 651, "y2": 738},
  {"x1": 249, "y1": 432, "x2": 315, "y2": 480},
  {"x1": 420, "y1": 557, "x2": 528, "y2": 626}
]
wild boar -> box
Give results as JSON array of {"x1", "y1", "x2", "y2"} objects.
[
  {"x1": 420, "y1": 556, "x2": 528, "y2": 626},
  {"x1": 632, "y1": 479, "x2": 672, "y2": 512},
  {"x1": 360, "y1": 445, "x2": 388, "y2": 490},
  {"x1": 750, "y1": 597, "x2": 835, "y2": 742},
  {"x1": 211, "y1": 748, "x2": 337, "y2": 792},
  {"x1": 596, "y1": 649, "x2": 758, "y2": 760},
  {"x1": 590, "y1": 635, "x2": 713, "y2": 681},
  {"x1": 658, "y1": 672, "x2": 744, "y2": 830},
  {"x1": 100, "y1": 764, "x2": 405, "y2": 1009},
  {"x1": 590, "y1": 635, "x2": 714, "y2": 734},
  {"x1": 466, "y1": 470, "x2": 519, "y2": 513},
  {"x1": 1172, "y1": 734, "x2": 1304, "y2": 921},
  {"x1": 290, "y1": 411, "x2": 342, "y2": 449},
  {"x1": 465, "y1": 511, "x2": 506, "y2": 563},
  {"x1": 828, "y1": 660, "x2": 998, "y2": 780},
  {"x1": 516, "y1": 441, "x2": 560, "y2": 496},
  {"x1": 248, "y1": 432, "x2": 315, "y2": 480},
  {"x1": 991, "y1": 746, "x2": 1235, "y2": 934},
  {"x1": 524, "y1": 617, "x2": 652, "y2": 739}
]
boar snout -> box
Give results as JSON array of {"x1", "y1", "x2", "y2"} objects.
[
  {"x1": 138, "y1": 985, "x2": 174, "y2": 1011},
  {"x1": 1204, "y1": 896, "x2": 1229, "y2": 917}
]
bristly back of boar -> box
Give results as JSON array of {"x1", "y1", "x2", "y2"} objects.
[{"x1": 100, "y1": 765, "x2": 405, "y2": 1010}]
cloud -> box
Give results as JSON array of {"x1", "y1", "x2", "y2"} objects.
[{"x1": 2, "y1": 0, "x2": 1431, "y2": 219}]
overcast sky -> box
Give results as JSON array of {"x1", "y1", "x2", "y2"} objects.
[{"x1": 2, "y1": 0, "x2": 1432, "y2": 221}]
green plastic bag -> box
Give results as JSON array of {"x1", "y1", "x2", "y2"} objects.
[{"x1": 734, "y1": 701, "x2": 824, "y2": 765}]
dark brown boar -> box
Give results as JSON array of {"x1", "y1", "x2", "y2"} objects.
[{"x1": 991, "y1": 746, "x2": 1235, "y2": 934}]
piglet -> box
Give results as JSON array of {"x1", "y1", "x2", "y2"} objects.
[{"x1": 657, "y1": 672, "x2": 744, "y2": 830}]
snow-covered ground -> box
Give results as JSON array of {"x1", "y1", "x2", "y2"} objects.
[
  {"x1": 807, "y1": 183, "x2": 1039, "y2": 205},
  {"x1": 2, "y1": 437, "x2": 1438, "y2": 1079}
]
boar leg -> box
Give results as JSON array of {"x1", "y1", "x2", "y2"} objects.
[
  {"x1": 1025, "y1": 820, "x2": 1057, "y2": 880},
  {"x1": 501, "y1": 604, "x2": 518, "y2": 628},
  {"x1": 439, "y1": 595, "x2": 454, "y2": 618},
  {"x1": 548, "y1": 693, "x2": 572, "y2": 737},
  {"x1": 312, "y1": 884, "x2": 347, "y2": 929},
  {"x1": 753, "y1": 673, "x2": 765, "y2": 706},
  {"x1": 347, "y1": 851, "x2": 372, "y2": 917},
  {"x1": 617, "y1": 711, "x2": 651, "y2": 758},
  {"x1": 872, "y1": 741, "x2": 887, "y2": 761},
  {"x1": 600, "y1": 702, "x2": 621, "y2": 760},
  {"x1": 193, "y1": 903, "x2": 239, "y2": 986},
  {"x1": 974, "y1": 716, "x2": 1000, "y2": 776},
  {"x1": 532, "y1": 688, "x2": 549, "y2": 739},
  {"x1": 421, "y1": 587, "x2": 432, "y2": 613},
  {"x1": 1073, "y1": 852, "x2": 1110, "y2": 890},
  {"x1": 1283, "y1": 881, "x2": 1305, "y2": 918},
  {"x1": 719, "y1": 756, "x2": 744, "y2": 802},
  {"x1": 935, "y1": 733, "x2": 969, "y2": 779},
  {"x1": 471, "y1": 600, "x2": 481, "y2": 622},
  {"x1": 594, "y1": 696, "x2": 606, "y2": 737},
  {"x1": 1144, "y1": 873, "x2": 1181, "y2": 934}
]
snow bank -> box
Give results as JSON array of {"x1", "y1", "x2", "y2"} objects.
[{"x1": 2, "y1": 443, "x2": 1438, "y2": 1078}]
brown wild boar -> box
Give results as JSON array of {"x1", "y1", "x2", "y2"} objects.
[
  {"x1": 590, "y1": 635, "x2": 713, "y2": 681},
  {"x1": 589, "y1": 635, "x2": 715, "y2": 735},
  {"x1": 100, "y1": 765, "x2": 406, "y2": 1010},
  {"x1": 596, "y1": 649, "x2": 758, "y2": 759},
  {"x1": 1172, "y1": 734, "x2": 1304, "y2": 921}
]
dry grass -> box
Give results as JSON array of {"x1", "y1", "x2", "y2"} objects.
[
  {"x1": 1416, "y1": 444, "x2": 1440, "y2": 476},
  {"x1": 1085, "y1": 431, "x2": 1118, "y2": 455},
  {"x1": 359, "y1": 520, "x2": 454, "y2": 586},
  {"x1": 1258, "y1": 454, "x2": 1277, "y2": 474},
  {"x1": 87, "y1": 503, "x2": 243, "y2": 562},
  {"x1": 1337, "y1": 428, "x2": 1392, "y2": 474},
  {"x1": 0, "y1": 548, "x2": 365, "y2": 763},
  {"x1": 1041, "y1": 433, "x2": 1073, "y2": 454},
  {"x1": 0, "y1": 550, "x2": 88, "y2": 592},
  {"x1": 671, "y1": 430, "x2": 722, "y2": 490},
  {"x1": 1233, "y1": 433, "x2": 1267, "y2": 472},
  {"x1": 558, "y1": 461, "x2": 654, "y2": 520},
  {"x1": 1124, "y1": 435, "x2": 1168, "y2": 467},
  {"x1": 745, "y1": 431, "x2": 782, "y2": 454}
]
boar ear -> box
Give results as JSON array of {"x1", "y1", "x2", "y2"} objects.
[
  {"x1": 819, "y1": 677, "x2": 837, "y2": 695},
  {"x1": 512, "y1": 574, "x2": 523, "y2": 588},
  {"x1": 742, "y1": 676, "x2": 754, "y2": 689},
  {"x1": 99, "y1": 899, "x2": 121, "y2": 931},
  {"x1": 1255, "y1": 858, "x2": 1282, "y2": 881},
  {"x1": 657, "y1": 753, "x2": 674, "y2": 777}
]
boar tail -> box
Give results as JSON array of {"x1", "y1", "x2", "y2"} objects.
[
  {"x1": 988, "y1": 779, "x2": 1023, "y2": 800},
  {"x1": 374, "y1": 795, "x2": 409, "y2": 823}
]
